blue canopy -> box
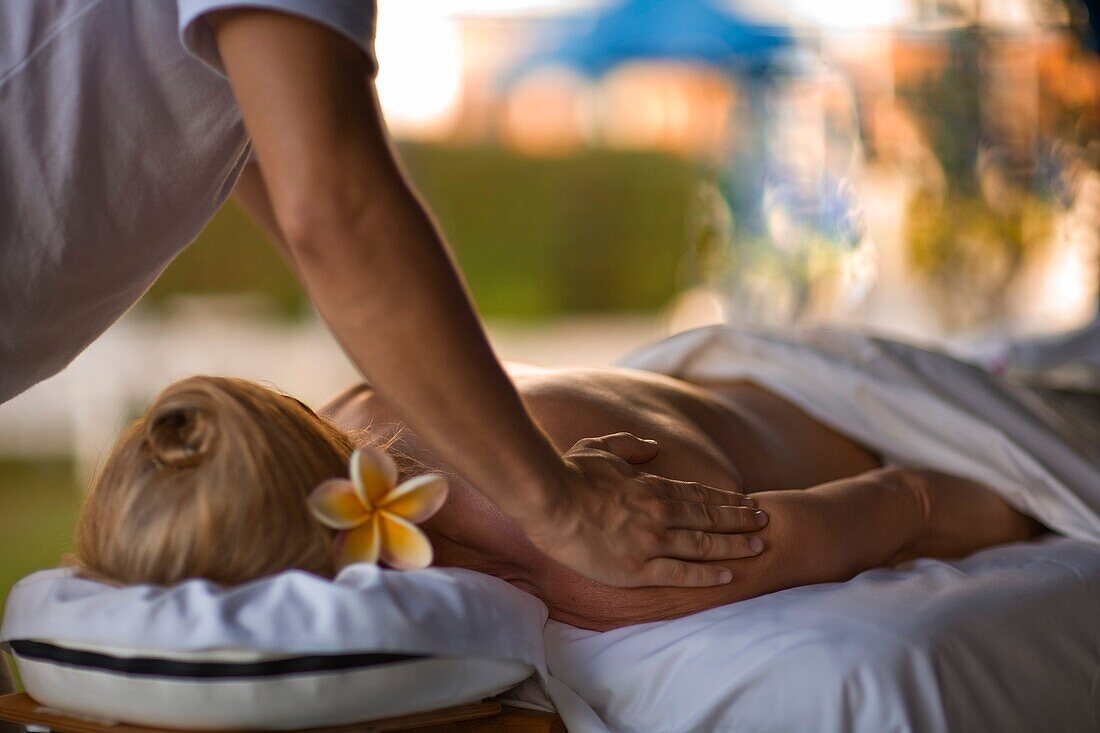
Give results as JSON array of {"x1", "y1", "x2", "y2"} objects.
[{"x1": 508, "y1": 0, "x2": 793, "y2": 81}]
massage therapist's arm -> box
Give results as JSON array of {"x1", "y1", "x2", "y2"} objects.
[
  {"x1": 213, "y1": 10, "x2": 765, "y2": 588},
  {"x1": 233, "y1": 163, "x2": 292, "y2": 265}
]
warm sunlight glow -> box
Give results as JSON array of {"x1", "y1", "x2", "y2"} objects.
[
  {"x1": 784, "y1": 0, "x2": 908, "y2": 28},
  {"x1": 599, "y1": 63, "x2": 734, "y2": 157},
  {"x1": 442, "y1": 0, "x2": 596, "y2": 14},
  {"x1": 374, "y1": 2, "x2": 464, "y2": 138},
  {"x1": 663, "y1": 287, "x2": 727, "y2": 335},
  {"x1": 503, "y1": 68, "x2": 590, "y2": 156},
  {"x1": 1029, "y1": 227, "x2": 1099, "y2": 331}
]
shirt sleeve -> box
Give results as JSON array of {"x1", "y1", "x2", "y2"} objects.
[{"x1": 177, "y1": 0, "x2": 377, "y2": 77}]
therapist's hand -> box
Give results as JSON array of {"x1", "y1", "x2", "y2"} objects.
[{"x1": 523, "y1": 433, "x2": 768, "y2": 588}]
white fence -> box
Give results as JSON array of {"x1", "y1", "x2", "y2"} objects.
[{"x1": 0, "y1": 304, "x2": 662, "y2": 477}]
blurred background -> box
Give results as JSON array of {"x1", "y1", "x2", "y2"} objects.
[{"x1": 2, "y1": 0, "x2": 1099, "y2": 616}]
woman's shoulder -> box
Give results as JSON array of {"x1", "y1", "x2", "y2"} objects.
[{"x1": 320, "y1": 383, "x2": 376, "y2": 430}]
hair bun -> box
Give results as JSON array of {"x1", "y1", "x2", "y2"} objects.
[{"x1": 146, "y1": 402, "x2": 218, "y2": 469}]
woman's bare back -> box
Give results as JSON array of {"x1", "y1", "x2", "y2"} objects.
[
  {"x1": 321, "y1": 365, "x2": 1034, "y2": 629},
  {"x1": 327, "y1": 365, "x2": 880, "y2": 490},
  {"x1": 319, "y1": 363, "x2": 928, "y2": 620}
]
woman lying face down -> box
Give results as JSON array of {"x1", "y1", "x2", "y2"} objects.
[{"x1": 72, "y1": 369, "x2": 1042, "y2": 631}]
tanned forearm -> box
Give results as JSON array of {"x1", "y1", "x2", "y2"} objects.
[
  {"x1": 298, "y1": 178, "x2": 568, "y2": 519},
  {"x1": 233, "y1": 163, "x2": 293, "y2": 267},
  {"x1": 215, "y1": 12, "x2": 565, "y2": 518}
]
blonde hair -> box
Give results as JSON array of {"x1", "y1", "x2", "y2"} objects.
[{"x1": 72, "y1": 376, "x2": 357, "y2": 587}]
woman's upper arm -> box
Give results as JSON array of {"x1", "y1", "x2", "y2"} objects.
[{"x1": 539, "y1": 480, "x2": 918, "y2": 630}]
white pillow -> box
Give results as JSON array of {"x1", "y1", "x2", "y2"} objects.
[{"x1": 1, "y1": 565, "x2": 548, "y2": 730}]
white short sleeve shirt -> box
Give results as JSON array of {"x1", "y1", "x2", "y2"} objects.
[{"x1": 0, "y1": 1, "x2": 376, "y2": 404}]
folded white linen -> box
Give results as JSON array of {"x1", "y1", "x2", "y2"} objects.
[{"x1": 623, "y1": 326, "x2": 1100, "y2": 543}]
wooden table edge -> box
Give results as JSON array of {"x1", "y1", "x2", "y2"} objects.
[{"x1": 0, "y1": 693, "x2": 534, "y2": 732}]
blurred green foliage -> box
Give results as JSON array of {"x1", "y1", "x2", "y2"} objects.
[
  {"x1": 900, "y1": 29, "x2": 984, "y2": 196},
  {"x1": 897, "y1": 30, "x2": 1057, "y2": 329},
  {"x1": 146, "y1": 198, "x2": 303, "y2": 316},
  {"x1": 145, "y1": 144, "x2": 698, "y2": 319},
  {"x1": 907, "y1": 192, "x2": 1053, "y2": 324},
  {"x1": 0, "y1": 460, "x2": 79, "y2": 624}
]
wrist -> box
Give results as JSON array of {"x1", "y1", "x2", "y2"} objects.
[
  {"x1": 880, "y1": 467, "x2": 933, "y2": 562},
  {"x1": 504, "y1": 458, "x2": 572, "y2": 528}
]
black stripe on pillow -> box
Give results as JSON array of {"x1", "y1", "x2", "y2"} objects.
[{"x1": 10, "y1": 639, "x2": 425, "y2": 679}]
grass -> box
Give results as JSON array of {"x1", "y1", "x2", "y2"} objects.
[
  {"x1": 0, "y1": 460, "x2": 80, "y2": 691},
  {"x1": 0, "y1": 460, "x2": 81, "y2": 624}
]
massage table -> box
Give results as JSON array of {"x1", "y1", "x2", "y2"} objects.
[{"x1": 4, "y1": 327, "x2": 1098, "y2": 732}]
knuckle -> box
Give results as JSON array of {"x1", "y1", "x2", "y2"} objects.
[
  {"x1": 638, "y1": 521, "x2": 661, "y2": 543},
  {"x1": 696, "y1": 531, "x2": 713, "y2": 554},
  {"x1": 667, "y1": 562, "x2": 688, "y2": 585},
  {"x1": 567, "y1": 438, "x2": 593, "y2": 454},
  {"x1": 702, "y1": 503, "x2": 720, "y2": 528},
  {"x1": 651, "y1": 498, "x2": 672, "y2": 521},
  {"x1": 725, "y1": 490, "x2": 746, "y2": 505}
]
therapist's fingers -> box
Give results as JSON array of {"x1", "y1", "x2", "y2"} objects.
[
  {"x1": 660, "y1": 529, "x2": 764, "y2": 561},
  {"x1": 642, "y1": 475, "x2": 756, "y2": 508},
  {"x1": 641, "y1": 558, "x2": 734, "y2": 588},
  {"x1": 661, "y1": 499, "x2": 768, "y2": 533},
  {"x1": 574, "y1": 432, "x2": 660, "y2": 465}
]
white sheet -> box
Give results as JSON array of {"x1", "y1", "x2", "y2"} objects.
[
  {"x1": 523, "y1": 327, "x2": 1100, "y2": 732},
  {"x1": 542, "y1": 536, "x2": 1100, "y2": 733}
]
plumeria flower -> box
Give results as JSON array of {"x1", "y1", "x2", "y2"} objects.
[{"x1": 308, "y1": 447, "x2": 448, "y2": 571}]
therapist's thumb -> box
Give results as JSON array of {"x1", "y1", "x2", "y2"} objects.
[{"x1": 582, "y1": 432, "x2": 659, "y2": 464}]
